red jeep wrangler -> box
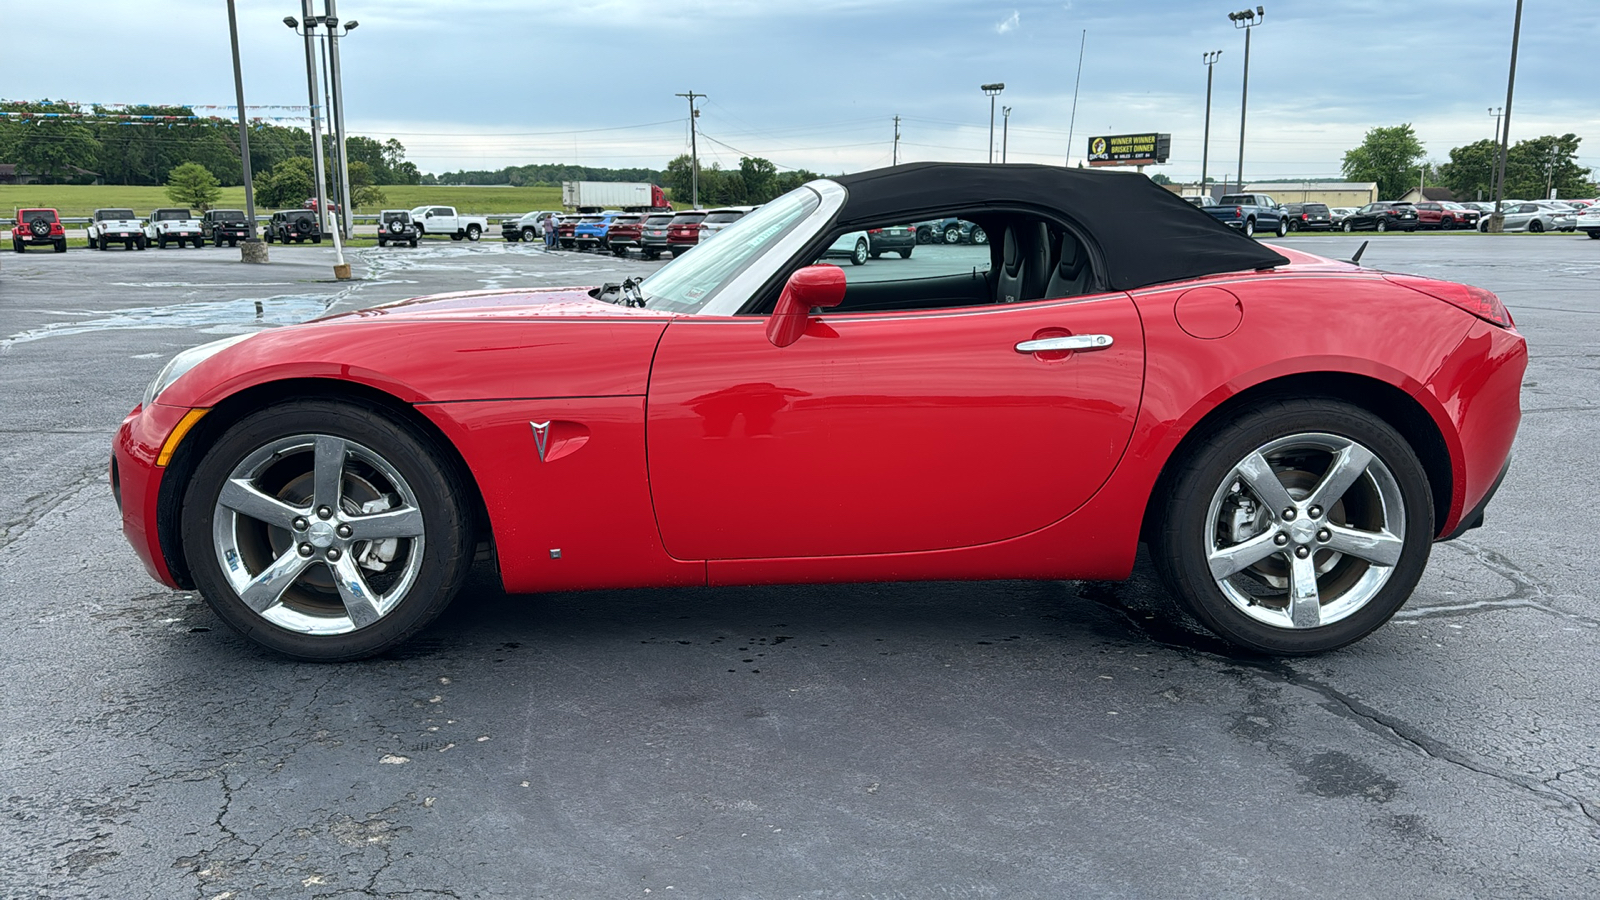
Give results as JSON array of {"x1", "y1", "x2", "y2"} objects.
[{"x1": 12, "y1": 208, "x2": 67, "y2": 253}]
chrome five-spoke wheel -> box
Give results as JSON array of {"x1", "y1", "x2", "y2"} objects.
[
  {"x1": 212, "y1": 434, "x2": 426, "y2": 635},
  {"x1": 1204, "y1": 433, "x2": 1405, "y2": 631},
  {"x1": 183, "y1": 400, "x2": 472, "y2": 660},
  {"x1": 1152, "y1": 398, "x2": 1432, "y2": 654}
]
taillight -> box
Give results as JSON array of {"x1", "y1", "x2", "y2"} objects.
[
  {"x1": 868, "y1": 228, "x2": 883, "y2": 234},
  {"x1": 1234, "y1": 207, "x2": 1243, "y2": 218},
  {"x1": 1300, "y1": 214, "x2": 1308, "y2": 221},
  {"x1": 1384, "y1": 275, "x2": 1514, "y2": 328}
]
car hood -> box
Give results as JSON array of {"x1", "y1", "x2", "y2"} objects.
[{"x1": 159, "y1": 287, "x2": 678, "y2": 408}]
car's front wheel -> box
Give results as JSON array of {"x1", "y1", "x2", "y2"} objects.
[
  {"x1": 971, "y1": 226, "x2": 988, "y2": 245},
  {"x1": 181, "y1": 399, "x2": 473, "y2": 661},
  {"x1": 522, "y1": 227, "x2": 537, "y2": 243},
  {"x1": 1150, "y1": 398, "x2": 1432, "y2": 655},
  {"x1": 851, "y1": 238, "x2": 869, "y2": 265}
]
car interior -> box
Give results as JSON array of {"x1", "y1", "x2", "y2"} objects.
[{"x1": 762, "y1": 213, "x2": 1100, "y2": 315}]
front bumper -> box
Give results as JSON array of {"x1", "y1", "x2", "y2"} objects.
[{"x1": 112, "y1": 403, "x2": 194, "y2": 587}]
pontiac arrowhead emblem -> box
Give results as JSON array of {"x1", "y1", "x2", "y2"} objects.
[{"x1": 530, "y1": 421, "x2": 551, "y2": 462}]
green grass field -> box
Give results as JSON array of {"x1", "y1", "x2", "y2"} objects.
[{"x1": 0, "y1": 184, "x2": 565, "y2": 218}]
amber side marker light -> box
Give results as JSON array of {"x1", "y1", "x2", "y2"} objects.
[{"x1": 156, "y1": 408, "x2": 210, "y2": 467}]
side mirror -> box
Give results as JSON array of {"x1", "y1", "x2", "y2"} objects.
[{"x1": 766, "y1": 264, "x2": 847, "y2": 348}]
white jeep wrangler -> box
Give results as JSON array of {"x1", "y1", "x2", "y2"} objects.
[{"x1": 143, "y1": 208, "x2": 205, "y2": 249}]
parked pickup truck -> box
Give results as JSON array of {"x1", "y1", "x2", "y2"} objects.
[
  {"x1": 1204, "y1": 193, "x2": 1287, "y2": 238},
  {"x1": 145, "y1": 208, "x2": 205, "y2": 248},
  {"x1": 409, "y1": 205, "x2": 489, "y2": 242}
]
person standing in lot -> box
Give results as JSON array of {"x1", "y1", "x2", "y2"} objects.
[{"x1": 543, "y1": 213, "x2": 557, "y2": 249}]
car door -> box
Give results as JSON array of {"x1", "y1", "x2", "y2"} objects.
[{"x1": 644, "y1": 291, "x2": 1145, "y2": 561}]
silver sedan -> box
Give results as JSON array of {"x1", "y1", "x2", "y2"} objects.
[{"x1": 1478, "y1": 201, "x2": 1575, "y2": 233}]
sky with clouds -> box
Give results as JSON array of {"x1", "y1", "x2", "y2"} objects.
[{"x1": 4, "y1": 0, "x2": 1598, "y2": 183}]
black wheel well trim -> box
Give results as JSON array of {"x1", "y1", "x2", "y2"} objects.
[
  {"x1": 154, "y1": 377, "x2": 492, "y2": 590},
  {"x1": 1139, "y1": 370, "x2": 1453, "y2": 544}
]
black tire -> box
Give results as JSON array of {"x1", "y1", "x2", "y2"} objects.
[
  {"x1": 312, "y1": 235, "x2": 322, "y2": 244},
  {"x1": 1149, "y1": 398, "x2": 1433, "y2": 655},
  {"x1": 29, "y1": 219, "x2": 51, "y2": 238},
  {"x1": 229, "y1": 239, "x2": 238, "y2": 248},
  {"x1": 1275, "y1": 217, "x2": 1289, "y2": 237},
  {"x1": 97, "y1": 235, "x2": 109, "y2": 250},
  {"x1": 1587, "y1": 231, "x2": 1600, "y2": 240},
  {"x1": 1243, "y1": 218, "x2": 1256, "y2": 237},
  {"x1": 1342, "y1": 221, "x2": 1354, "y2": 232},
  {"x1": 378, "y1": 237, "x2": 387, "y2": 247},
  {"x1": 466, "y1": 224, "x2": 482, "y2": 242},
  {"x1": 158, "y1": 236, "x2": 169, "y2": 249},
  {"x1": 522, "y1": 227, "x2": 537, "y2": 243},
  {"x1": 180, "y1": 399, "x2": 474, "y2": 661},
  {"x1": 916, "y1": 226, "x2": 932, "y2": 244},
  {"x1": 54, "y1": 239, "x2": 67, "y2": 253},
  {"x1": 971, "y1": 226, "x2": 988, "y2": 245},
  {"x1": 12, "y1": 240, "x2": 23, "y2": 253},
  {"x1": 192, "y1": 236, "x2": 204, "y2": 248},
  {"x1": 1287, "y1": 219, "x2": 1299, "y2": 232},
  {"x1": 214, "y1": 235, "x2": 225, "y2": 247},
  {"x1": 136, "y1": 236, "x2": 147, "y2": 250},
  {"x1": 851, "y1": 238, "x2": 868, "y2": 265},
  {"x1": 943, "y1": 225, "x2": 960, "y2": 244},
  {"x1": 898, "y1": 248, "x2": 913, "y2": 259},
  {"x1": 265, "y1": 231, "x2": 275, "y2": 244},
  {"x1": 869, "y1": 251, "x2": 882, "y2": 260},
  {"x1": 1375, "y1": 219, "x2": 1388, "y2": 233},
  {"x1": 408, "y1": 238, "x2": 418, "y2": 248},
  {"x1": 124, "y1": 241, "x2": 134, "y2": 251},
  {"x1": 644, "y1": 249, "x2": 660, "y2": 260},
  {"x1": 1529, "y1": 219, "x2": 1544, "y2": 234},
  {"x1": 450, "y1": 234, "x2": 462, "y2": 241}
]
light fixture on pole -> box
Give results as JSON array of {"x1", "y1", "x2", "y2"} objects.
[
  {"x1": 1228, "y1": 6, "x2": 1264, "y2": 192},
  {"x1": 1201, "y1": 51, "x2": 1222, "y2": 199},
  {"x1": 1001, "y1": 106, "x2": 1011, "y2": 163},
  {"x1": 981, "y1": 83, "x2": 1005, "y2": 164}
]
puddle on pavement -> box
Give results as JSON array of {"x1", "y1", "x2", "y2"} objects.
[{"x1": 1, "y1": 293, "x2": 334, "y2": 350}]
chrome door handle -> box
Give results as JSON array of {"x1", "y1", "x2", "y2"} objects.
[{"x1": 1015, "y1": 334, "x2": 1114, "y2": 353}]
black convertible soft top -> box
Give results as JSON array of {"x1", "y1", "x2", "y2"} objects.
[{"x1": 832, "y1": 162, "x2": 1290, "y2": 292}]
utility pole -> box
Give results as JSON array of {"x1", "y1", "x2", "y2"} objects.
[
  {"x1": 326, "y1": 0, "x2": 353, "y2": 240},
  {"x1": 981, "y1": 83, "x2": 1005, "y2": 163},
  {"x1": 892, "y1": 115, "x2": 901, "y2": 166},
  {"x1": 226, "y1": 0, "x2": 265, "y2": 262},
  {"x1": 1229, "y1": 6, "x2": 1264, "y2": 192},
  {"x1": 1201, "y1": 51, "x2": 1222, "y2": 199},
  {"x1": 1002, "y1": 107, "x2": 1011, "y2": 163},
  {"x1": 1489, "y1": 0, "x2": 1523, "y2": 232},
  {"x1": 675, "y1": 91, "x2": 704, "y2": 208}
]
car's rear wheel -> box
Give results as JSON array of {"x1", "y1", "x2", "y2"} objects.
[
  {"x1": 851, "y1": 238, "x2": 869, "y2": 265},
  {"x1": 466, "y1": 224, "x2": 481, "y2": 241},
  {"x1": 971, "y1": 226, "x2": 988, "y2": 245},
  {"x1": 1376, "y1": 219, "x2": 1388, "y2": 233},
  {"x1": 1287, "y1": 219, "x2": 1299, "y2": 232},
  {"x1": 1243, "y1": 218, "x2": 1255, "y2": 237},
  {"x1": 54, "y1": 239, "x2": 66, "y2": 253},
  {"x1": 158, "y1": 236, "x2": 169, "y2": 249},
  {"x1": 898, "y1": 248, "x2": 913, "y2": 259},
  {"x1": 408, "y1": 238, "x2": 418, "y2": 248},
  {"x1": 1342, "y1": 221, "x2": 1354, "y2": 232},
  {"x1": 1587, "y1": 231, "x2": 1600, "y2": 240},
  {"x1": 1150, "y1": 398, "x2": 1432, "y2": 655},
  {"x1": 943, "y1": 225, "x2": 960, "y2": 244},
  {"x1": 1529, "y1": 219, "x2": 1544, "y2": 234},
  {"x1": 181, "y1": 399, "x2": 473, "y2": 661}
]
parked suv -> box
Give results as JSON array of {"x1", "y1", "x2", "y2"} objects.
[
  {"x1": 201, "y1": 209, "x2": 252, "y2": 247},
  {"x1": 265, "y1": 209, "x2": 322, "y2": 244},
  {"x1": 12, "y1": 208, "x2": 67, "y2": 253},
  {"x1": 666, "y1": 210, "x2": 709, "y2": 252},
  {"x1": 698, "y1": 207, "x2": 754, "y2": 241},
  {"x1": 1281, "y1": 202, "x2": 1332, "y2": 232},
  {"x1": 638, "y1": 212, "x2": 678, "y2": 259},
  {"x1": 87, "y1": 208, "x2": 146, "y2": 250},
  {"x1": 1340, "y1": 202, "x2": 1419, "y2": 232},
  {"x1": 376, "y1": 210, "x2": 420, "y2": 247},
  {"x1": 866, "y1": 225, "x2": 916, "y2": 258},
  {"x1": 604, "y1": 213, "x2": 647, "y2": 256}
]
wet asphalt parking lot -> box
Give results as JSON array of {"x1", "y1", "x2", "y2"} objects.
[{"x1": 1, "y1": 234, "x2": 1597, "y2": 899}]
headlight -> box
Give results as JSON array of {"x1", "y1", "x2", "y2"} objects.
[{"x1": 142, "y1": 333, "x2": 256, "y2": 408}]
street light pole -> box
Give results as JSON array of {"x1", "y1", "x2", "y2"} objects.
[
  {"x1": 325, "y1": 0, "x2": 355, "y2": 241},
  {"x1": 892, "y1": 115, "x2": 901, "y2": 166},
  {"x1": 1002, "y1": 106, "x2": 1011, "y2": 163},
  {"x1": 1488, "y1": 0, "x2": 1523, "y2": 232},
  {"x1": 675, "y1": 91, "x2": 704, "y2": 208},
  {"x1": 294, "y1": 1, "x2": 330, "y2": 239},
  {"x1": 226, "y1": 0, "x2": 265, "y2": 263},
  {"x1": 981, "y1": 83, "x2": 1005, "y2": 163},
  {"x1": 1228, "y1": 6, "x2": 1264, "y2": 192},
  {"x1": 1201, "y1": 51, "x2": 1222, "y2": 199}
]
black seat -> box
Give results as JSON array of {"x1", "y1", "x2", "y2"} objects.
[
  {"x1": 996, "y1": 222, "x2": 1049, "y2": 303},
  {"x1": 1045, "y1": 232, "x2": 1092, "y2": 298}
]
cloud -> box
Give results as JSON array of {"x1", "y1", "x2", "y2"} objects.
[{"x1": 995, "y1": 10, "x2": 1019, "y2": 34}]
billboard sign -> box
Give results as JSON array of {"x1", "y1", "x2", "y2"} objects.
[{"x1": 1086, "y1": 132, "x2": 1171, "y2": 167}]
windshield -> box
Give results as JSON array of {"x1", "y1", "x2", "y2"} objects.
[
  {"x1": 641, "y1": 187, "x2": 820, "y2": 315},
  {"x1": 154, "y1": 209, "x2": 191, "y2": 221},
  {"x1": 670, "y1": 214, "x2": 707, "y2": 226},
  {"x1": 97, "y1": 209, "x2": 136, "y2": 220}
]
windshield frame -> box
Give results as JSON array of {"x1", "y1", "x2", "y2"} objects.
[{"x1": 642, "y1": 180, "x2": 845, "y2": 317}]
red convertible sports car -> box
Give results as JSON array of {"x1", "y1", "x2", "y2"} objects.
[{"x1": 112, "y1": 163, "x2": 1525, "y2": 660}]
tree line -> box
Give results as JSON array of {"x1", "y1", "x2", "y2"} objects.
[
  {"x1": 1342, "y1": 123, "x2": 1596, "y2": 201},
  {"x1": 0, "y1": 100, "x2": 420, "y2": 187}
]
